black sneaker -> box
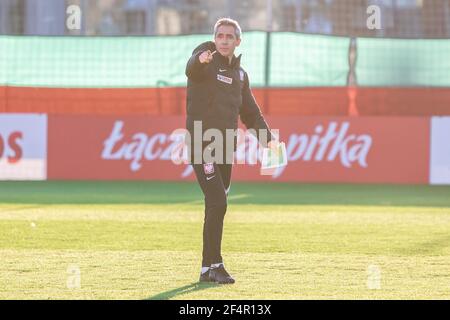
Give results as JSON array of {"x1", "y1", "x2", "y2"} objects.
[
  {"x1": 199, "y1": 269, "x2": 212, "y2": 282},
  {"x1": 209, "y1": 265, "x2": 235, "y2": 284}
]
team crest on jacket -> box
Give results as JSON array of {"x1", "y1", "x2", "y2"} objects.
[
  {"x1": 203, "y1": 163, "x2": 215, "y2": 175},
  {"x1": 217, "y1": 74, "x2": 233, "y2": 84}
]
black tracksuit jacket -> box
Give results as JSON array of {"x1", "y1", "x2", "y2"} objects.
[{"x1": 185, "y1": 41, "x2": 273, "y2": 163}]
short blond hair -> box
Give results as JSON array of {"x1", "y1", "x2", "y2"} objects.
[{"x1": 214, "y1": 18, "x2": 242, "y2": 39}]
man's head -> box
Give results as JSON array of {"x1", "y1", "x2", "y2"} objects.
[{"x1": 213, "y1": 18, "x2": 242, "y2": 58}]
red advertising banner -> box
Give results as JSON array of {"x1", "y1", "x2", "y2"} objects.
[{"x1": 48, "y1": 115, "x2": 430, "y2": 184}]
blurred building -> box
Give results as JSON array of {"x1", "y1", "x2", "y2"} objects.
[{"x1": 0, "y1": 0, "x2": 449, "y2": 38}]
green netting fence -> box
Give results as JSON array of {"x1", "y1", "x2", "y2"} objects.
[{"x1": 1, "y1": 32, "x2": 450, "y2": 88}]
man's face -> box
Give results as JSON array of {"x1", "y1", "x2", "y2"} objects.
[{"x1": 214, "y1": 25, "x2": 241, "y2": 58}]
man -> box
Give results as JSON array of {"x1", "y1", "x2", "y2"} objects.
[{"x1": 185, "y1": 18, "x2": 278, "y2": 284}]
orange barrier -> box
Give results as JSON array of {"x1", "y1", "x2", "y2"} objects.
[
  {"x1": 1, "y1": 86, "x2": 450, "y2": 116},
  {"x1": 257, "y1": 87, "x2": 349, "y2": 115},
  {"x1": 0, "y1": 86, "x2": 5, "y2": 112},
  {"x1": 356, "y1": 87, "x2": 450, "y2": 116},
  {"x1": 0, "y1": 86, "x2": 185, "y2": 115}
]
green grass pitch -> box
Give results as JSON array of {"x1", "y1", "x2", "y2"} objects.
[{"x1": 0, "y1": 181, "x2": 449, "y2": 299}]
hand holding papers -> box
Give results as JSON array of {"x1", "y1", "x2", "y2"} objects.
[{"x1": 260, "y1": 141, "x2": 288, "y2": 176}]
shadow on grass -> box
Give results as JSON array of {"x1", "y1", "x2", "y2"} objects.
[{"x1": 146, "y1": 282, "x2": 219, "y2": 300}]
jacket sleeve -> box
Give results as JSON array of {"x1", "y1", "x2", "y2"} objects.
[
  {"x1": 186, "y1": 41, "x2": 215, "y2": 80},
  {"x1": 239, "y1": 72, "x2": 275, "y2": 147},
  {"x1": 185, "y1": 51, "x2": 207, "y2": 80}
]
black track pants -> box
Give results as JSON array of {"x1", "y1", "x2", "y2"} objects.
[{"x1": 192, "y1": 163, "x2": 232, "y2": 267}]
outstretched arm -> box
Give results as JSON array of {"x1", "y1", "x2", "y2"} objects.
[{"x1": 185, "y1": 50, "x2": 216, "y2": 80}]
